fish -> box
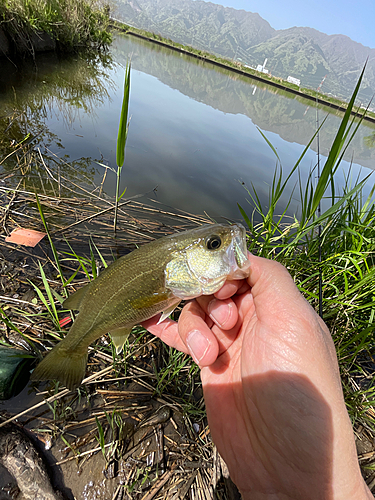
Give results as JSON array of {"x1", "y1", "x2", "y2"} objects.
[{"x1": 31, "y1": 223, "x2": 250, "y2": 391}]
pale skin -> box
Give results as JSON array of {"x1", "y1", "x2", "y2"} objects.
[{"x1": 143, "y1": 254, "x2": 372, "y2": 500}]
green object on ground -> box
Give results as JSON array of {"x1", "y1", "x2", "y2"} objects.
[{"x1": 0, "y1": 346, "x2": 33, "y2": 400}]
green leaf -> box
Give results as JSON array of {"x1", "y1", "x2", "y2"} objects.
[
  {"x1": 114, "y1": 62, "x2": 131, "y2": 233},
  {"x1": 118, "y1": 187, "x2": 127, "y2": 200},
  {"x1": 310, "y1": 64, "x2": 367, "y2": 219},
  {"x1": 35, "y1": 193, "x2": 67, "y2": 294},
  {"x1": 257, "y1": 127, "x2": 281, "y2": 163},
  {"x1": 237, "y1": 203, "x2": 252, "y2": 232},
  {"x1": 116, "y1": 62, "x2": 131, "y2": 169}
]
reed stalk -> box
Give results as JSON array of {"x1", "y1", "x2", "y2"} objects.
[{"x1": 114, "y1": 62, "x2": 131, "y2": 233}]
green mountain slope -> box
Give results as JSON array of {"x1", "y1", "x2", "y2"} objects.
[
  {"x1": 246, "y1": 30, "x2": 330, "y2": 86},
  {"x1": 114, "y1": 0, "x2": 275, "y2": 56},
  {"x1": 252, "y1": 27, "x2": 375, "y2": 101},
  {"x1": 113, "y1": 0, "x2": 375, "y2": 102}
]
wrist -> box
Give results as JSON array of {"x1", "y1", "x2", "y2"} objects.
[{"x1": 232, "y1": 466, "x2": 371, "y2": 500}]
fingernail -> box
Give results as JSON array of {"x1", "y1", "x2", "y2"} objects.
[
  {"x1": 208, "y1": 298, "x2": 231, "y2": 327},
  {"x1": 186, "y1": 330, "x2": 209, "y2": 364}
]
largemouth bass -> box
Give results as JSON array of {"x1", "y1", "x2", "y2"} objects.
[{"x1": 31, "y1": 223, "x2": 250, "y2": 390}]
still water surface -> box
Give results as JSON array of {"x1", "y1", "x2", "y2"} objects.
[{"x1": 1, "y1": 33, "x2": 374, "y2": 222}]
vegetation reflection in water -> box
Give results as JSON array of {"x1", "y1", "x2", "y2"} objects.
[
  {"x1": 0, "y1": 51, "x2": 116, "y2": 201},
  {"x1": 111, "y1": 34, "x2": 375, "y2": 165}
]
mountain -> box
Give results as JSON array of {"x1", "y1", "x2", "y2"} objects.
[
  {"x1": 111, "y1": 0, "x2": 375, "y2": 102},
  {"x1": 249, "y1": 27, "x2": 375, "y2": 101},
  {"x1": 115, "y1": 0, "x2": 275, "y2": 55}
]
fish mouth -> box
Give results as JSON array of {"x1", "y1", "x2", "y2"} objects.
[{"x1": 227, "y1": 224, "x2": 250, "y2": 279}]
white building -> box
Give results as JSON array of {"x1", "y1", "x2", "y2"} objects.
[
  {"x1": 256, "y1": 58, "x2": 269, "y2": 74},
  {"x1": 287, "y1": 76, "x2": 301, "y2": 86}
]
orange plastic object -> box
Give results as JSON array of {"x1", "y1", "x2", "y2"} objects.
[{"x1": 5, "y1": 228, "x2": 46, "y2": 247}]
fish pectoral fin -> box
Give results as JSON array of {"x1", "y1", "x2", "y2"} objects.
[
  {"x1": 110, "y1": 327, "x2": 133, "y2": 355},
  {"x1": 157, "y1": 300, "x2": 181, "y2": 324},
  {"x1": 63, "y1": 284, "x2": 91, "y2": 311}
]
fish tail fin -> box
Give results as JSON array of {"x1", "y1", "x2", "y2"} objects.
[{"x1": 31, "y1": 343, "x2": 88, "y2": 391}]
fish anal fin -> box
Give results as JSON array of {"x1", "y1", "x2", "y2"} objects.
[
  {"x1": 63, "y1": 284, "x2": 90, "y2": 311},
  {"x1": 31, "y1": 343, "x2": 87, "y2": 391},
  {"x1": 110, "y1": 327, "x2": 133, "y2": 355},
  {"x1": 157, "y1": 300, "x2": 181, "y2": 324}
]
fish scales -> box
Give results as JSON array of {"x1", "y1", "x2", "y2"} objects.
[{"x1": 71, "y1": 240, "x2": 177, "y2": 351}]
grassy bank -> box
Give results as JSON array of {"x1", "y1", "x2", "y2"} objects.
[{"x1": 0, "y1": 0, "x2": 111, "y2": 54}]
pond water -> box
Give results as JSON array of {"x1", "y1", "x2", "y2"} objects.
[{"x1": 0, "y1": 32, "x2": 374, "y2": 223}]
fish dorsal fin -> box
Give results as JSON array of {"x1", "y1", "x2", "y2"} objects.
[
  {"x1": 157, "y1": 300, "x2": 181, "y2": 324},
  {"x1": 63, "y1": 284, "x2": 91, "y2": 311},
  {"x1": 110, "y1": 327, "x2": 133, "y2": 355}
]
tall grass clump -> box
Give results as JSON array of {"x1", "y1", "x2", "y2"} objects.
[
  {"x1": 0, "y1": 0, "x2": 111, "y2": 54},
  {"x1": 239, "y1": 65, "x2": 375, "y2": 427}
]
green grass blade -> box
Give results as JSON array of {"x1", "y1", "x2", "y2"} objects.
[
  {"x1": 114, "y1": 62, "x2": 131, "y2": 233},
  {"x1": 116, "y1": 62, "x2": 131, "y2": 169},
  {"x1": 0, "y1": 306, "x2": 23, "y2": 335},
  {"x1": 35, "y1": 193, "x2": 67, "y2": 292},
  {"x1": 309, "y1": 64, "x2": 367, "y2": 220},
  {"x1": 28, "y1": 281, "x2": 54, "y2": 324},
  {"x1": 38, "y1": 262, "x2": 58, "y2": 319},
  {"x1": 257, "y1": 127, "x2": 281, "y2": 163},
  {"x1": 284, "y1": 174, "x2": 371, "y2": 251},
  {"x1": 91, "y1": 241, "x2": 109, "y2": 269},
  {"x1": 238, "y1": 203, "x2": 253, "y2": 232}
]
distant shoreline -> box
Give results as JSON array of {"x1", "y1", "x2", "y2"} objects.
[{"x1": 111, "y1": 20, "x2": 375, "y2": 126}]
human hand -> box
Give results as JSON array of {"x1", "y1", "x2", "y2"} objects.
[{"x1": 143, "y1": 254, "x2": 371, "y2": 499}]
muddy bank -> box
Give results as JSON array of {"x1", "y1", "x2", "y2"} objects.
[{"x1": 0, "y1": 423, "x2": 63, "y2": 500}]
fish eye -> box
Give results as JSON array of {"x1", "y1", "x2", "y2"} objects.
[{"x1": 205, "y1": 235, "x2": 222, "y2": 250}]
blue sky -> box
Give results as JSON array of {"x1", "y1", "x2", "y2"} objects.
[{"x1": 212, "y1": 0, "x2": 374, "y2": 49}]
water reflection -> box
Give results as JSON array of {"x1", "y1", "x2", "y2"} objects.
[
  {"x1": 112, "y1": 35, "x2": 375, "y2": 167},
  {"x1": 0, "y1": 34, "x2": 374, "y2": 222},
  {"x1": 107, "y1": 34, "x2": 375, "y2": 219},
  {"x1": 0, "y1": 51, "x2": 115, "y2": 197}
]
